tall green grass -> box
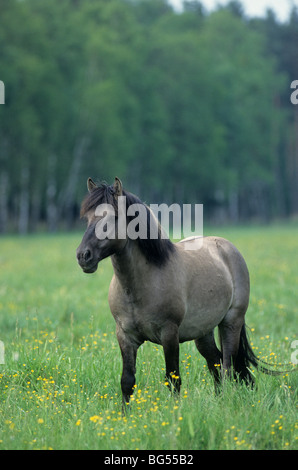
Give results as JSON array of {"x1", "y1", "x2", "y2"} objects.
[{"x1": 0, "y1": 226, "x2": 297, "y2": 450}]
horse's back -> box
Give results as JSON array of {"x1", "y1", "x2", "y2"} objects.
[
  {"x1": 177, "y1": 236, "x2": 249, "y2": 284},
  {"x1": 176, "y1": 236, "x2": 250, "y2": 341},
  {"x1": 177, "y1": 235, "x2": 249, "y2": 304},
  {"x1": 203, "y1": 236, "x2": 250, "y2": 310}
]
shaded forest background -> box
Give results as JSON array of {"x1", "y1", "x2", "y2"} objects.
[{"x1": 0, "y1": 0, "x2": 298, "y2": 233}]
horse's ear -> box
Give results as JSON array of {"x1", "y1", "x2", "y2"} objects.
[
  {"x1": 113, "y1": 177, "x2": 123, "y2": 196},
  {"x1": 87, "y1": 177, "x2": 98, "y2": 193}
]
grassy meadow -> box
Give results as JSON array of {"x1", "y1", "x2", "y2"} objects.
[{"x1": 0, "y1": 225, "x2": 297, "y2": 450}]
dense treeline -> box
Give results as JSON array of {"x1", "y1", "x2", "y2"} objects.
[{"x1": 0, "y1": 0, "x2": 297, "y2": 232}]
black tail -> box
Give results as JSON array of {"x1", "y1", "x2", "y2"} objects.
[{"x1": 235, "y1": 324, "x2": 283, "y2": 385}]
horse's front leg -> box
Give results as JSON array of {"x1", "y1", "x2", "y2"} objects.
[
  {"x1": 116, "y1": 325, "x2": 139, "y2": 410},
  {"x1": 161, "y1": 322, "x2": 181, "y2": 394}
]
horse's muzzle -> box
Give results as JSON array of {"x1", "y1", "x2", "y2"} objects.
[{"x1": 76, "y1": 247, "x2": 98, "y2": 273}]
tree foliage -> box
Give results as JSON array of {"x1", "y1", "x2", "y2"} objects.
[{"x1": 0, "y1": 0, "x2": 296, "y2": 232}]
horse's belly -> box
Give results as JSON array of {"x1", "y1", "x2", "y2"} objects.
[
  {"x1": 178, "y1": 310, "x2": 224, "y2": 342},
  {"x1": 178, "y1": 286, "x2": 232, "y2": 342}
]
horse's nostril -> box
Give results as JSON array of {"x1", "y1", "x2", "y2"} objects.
[{"x1": 84, "y1": 249, "x2": 91, "y2": 261}]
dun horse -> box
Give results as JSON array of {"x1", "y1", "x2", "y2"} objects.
[{"x1": 77, "y1": 177, "x2": 264, "y2": 406}]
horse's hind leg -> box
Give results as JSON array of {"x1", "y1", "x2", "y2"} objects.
[
  {"x1": 218, "y1": 306, "x2": 245, "y2": 380},
  {"x1": 195, "y1": 331, "x2": 222, "y2": 387}
]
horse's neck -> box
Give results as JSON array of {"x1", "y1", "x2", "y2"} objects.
[{"x1": 111, "y1": 240, "x2": 149, "y2": 292}]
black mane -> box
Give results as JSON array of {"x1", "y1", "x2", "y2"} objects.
[
  {"x1": 80, "y1": 183, "x2": 115, "y2": 216},
  {"x1": 80, "y1": 183, "x2": 174, "y2": 267}
]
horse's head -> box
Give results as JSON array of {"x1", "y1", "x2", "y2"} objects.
[{"x1": 76, "y1": 177, "x2": 127, "y2": 273}]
